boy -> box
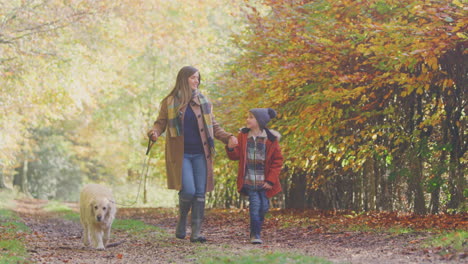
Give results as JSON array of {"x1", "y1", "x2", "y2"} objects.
[{"x1": 226, "y1": 108, "x2": 283, "y2": 244}]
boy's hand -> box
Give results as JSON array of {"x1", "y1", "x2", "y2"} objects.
[
  {"x1": 228, "y1": 136, "x2": 238, "y2": 148},
  {"x1": 262, "y1": 182, "x2": 272, "y2": 190}
]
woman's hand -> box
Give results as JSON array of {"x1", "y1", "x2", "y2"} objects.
[
  {"x1": 148, "y1": 130, "x2": 158, "y2": 142},
  {"x1": 262, "y1": 182, "x2": 272, "y2": 190},
  {"x1": 228, "y1": 136, "x2": 238, "y2": 149}
]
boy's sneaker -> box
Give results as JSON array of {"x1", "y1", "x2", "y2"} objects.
[{"x1": 250, "y1": 237, "x2": 263, "y2": 244}]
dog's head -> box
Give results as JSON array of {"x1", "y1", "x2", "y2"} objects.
[{"x1": 90, "y1": 197, "x2": 114, "y2": 223}]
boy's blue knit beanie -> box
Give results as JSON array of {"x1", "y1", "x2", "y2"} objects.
[{"x1": 250, "y1": 108, "x2": 277, "y2": 130}]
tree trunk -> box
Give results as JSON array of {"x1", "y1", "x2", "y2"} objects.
[
  {"x1": 440, "y1": 41, "x2": 466, "y2": 211},
  {"x1": 14, "y1": 160, "x2": 31, "y2": 197},
  {"x1": 379, "y1": 167, "x2": 393, "y2": 211},
  {"x1": 408, "y1": 148, "x2": 426, "y2": 215},
  {"x1": 353, "y1": 171, "x2": 363, "y2": 211},
  {"x1": 413, "y1": 159, "x2": 426, "y2": 214},
  {"x1": 0, "y1": 165, "x2": 7, "y2": 189},
  {"x1": 309, "y1": 188, "x2": 330, "y2": 210},
  {"x1": 429, "y1": 184, "x2": 440, "y2": 214},
  {"x1": 374, "y1": 158, "x2": 383, "y2": 211},
  {"x1": 430, "y1": 143, "x2": 448, "y2": 214},
  {"x1": 447, "y1": 155, "x2": 464, "y2": 210},
  {"x1": 363, "y1": 158, "x2": 376, "y2": 211},
  {"x1": 285, "y1": 171, "x2": 307, "y2": 209}
]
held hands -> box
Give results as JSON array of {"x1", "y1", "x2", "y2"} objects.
[
  {"x1": 262, "y1": 182, "x2": 273, "y2": 190},
  {"x1": 227, "y1": 136, "x2": 238, "y2": 149}
]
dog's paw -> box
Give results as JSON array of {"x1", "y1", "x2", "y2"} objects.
[{"x1": 96, "y1": 245, "x2": 105, "y2": 250}]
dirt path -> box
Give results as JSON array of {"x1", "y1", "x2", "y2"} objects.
[{"x1": 13, "y1": 198, "x2": 464, "y2": 264}]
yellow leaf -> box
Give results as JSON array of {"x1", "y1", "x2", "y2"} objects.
[
  {"x1": 427, "y1": 57, "x2": 438, "y2": 70},
  {"x1": 456, "y1": 32, "x2": 468, "y2": 39},
  {"x1": 453, "y1": 0, "x2": 464, "y2": 8},
  {"x1": 443, "y1": 79, "x2": 454, "y2": 87}
]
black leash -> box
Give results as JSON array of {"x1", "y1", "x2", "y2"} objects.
[{"x1": 146, "y1": 138, "x2": 154, "y2": 155}]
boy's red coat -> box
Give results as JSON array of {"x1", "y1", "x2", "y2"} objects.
[{"x1": 225, "y1": 129, "x2": 283, "y2": 198}]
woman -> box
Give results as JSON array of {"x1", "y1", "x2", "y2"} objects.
[{"x1": 147, "y1": 66, "x2": 237, "y2": 242}]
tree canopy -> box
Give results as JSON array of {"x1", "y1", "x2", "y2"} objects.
[
  {"x1": 1, "y1": 0, "x2": 243, "y2": 200},
  {"x1": 213, "y1": 0, "x2": 466, "y2": 213},
  {"x1": 1, "y1": 0, "x2": 465, "y2": 213}
]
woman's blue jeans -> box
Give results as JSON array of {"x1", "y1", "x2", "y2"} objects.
[{"x1": 180, "y1": 153, "x2": 207, "y2": 199}]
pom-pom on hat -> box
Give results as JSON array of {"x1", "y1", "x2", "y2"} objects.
[{"x1": 249, "y1": 108, "x2": 277, "y2": 130}]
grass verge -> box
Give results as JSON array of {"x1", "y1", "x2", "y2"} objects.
[
  {"x1": 197, "y1": 250, "x2": 332, "y2": 264},
  {"x1": 0, "y1": 209, "x2": 30, "y2": 264},
  {"x1": 424, "y1": 231, "x2": 467, "y2": 254},
  {"x1": 112, "y1": 183, "x2": 178, "y2": 208},
  {"x1": 348, "y1": 224, "x2": 414, "y2": 234},
  {"x1": 43, "y1": 200, "x2": 169, "y2": 241},
  {"x1": 0, "y1": 188, "x2": 16, "y2": 209},
  {"x1": 112, "y1": 218, "x2": 168, "y2": 239},
  {"x1": 42, "y1": 200, "x2": 80, "y2": 221}
]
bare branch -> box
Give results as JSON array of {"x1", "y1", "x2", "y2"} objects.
[
  {"x1": 0, "y1": 0, "x2": 36, "y2": 31},
  {"x1": 9, "y1": 11, "x2": 90, "y2": 42}
]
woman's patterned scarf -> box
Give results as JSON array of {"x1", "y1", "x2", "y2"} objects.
[{"x1": 167, "y1": 90, "x2": 215, "y2": 154}]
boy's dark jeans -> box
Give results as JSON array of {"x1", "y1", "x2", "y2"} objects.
[{"x1": 246, "y1": 187, "x2": 269, "y2": 238}]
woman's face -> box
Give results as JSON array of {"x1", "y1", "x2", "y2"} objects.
[{"x1": 188, "y1": 71, "x2": 200, "y2": 90}]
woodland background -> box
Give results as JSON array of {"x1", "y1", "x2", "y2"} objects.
[{"x1": 1, "y1": 0, "x2": 466, "y2": 215}]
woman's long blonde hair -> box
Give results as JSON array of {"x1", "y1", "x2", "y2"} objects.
[{"x1": 166, "y1": 66, "x2": 201, "y2": 110}]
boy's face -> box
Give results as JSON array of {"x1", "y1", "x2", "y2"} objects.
[{"x1": 246, "y1": 112, "x2": 259, "y2": 130}]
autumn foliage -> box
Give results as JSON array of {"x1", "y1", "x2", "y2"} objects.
[{"x1": 214, "y1": 0, "x2": 467, "y2": 214}]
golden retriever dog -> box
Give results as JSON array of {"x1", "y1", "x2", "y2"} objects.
[{"x1": 79, "y1": 184, "x2": 116, "y2": 250}]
